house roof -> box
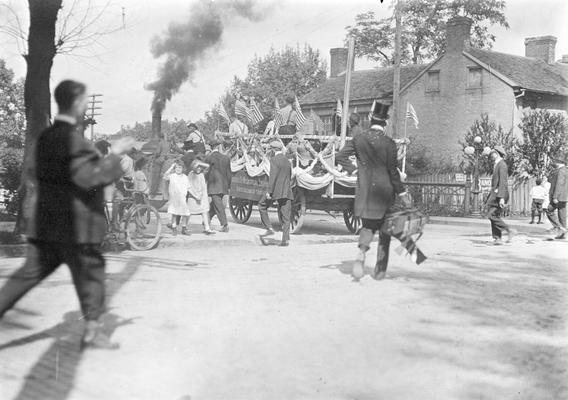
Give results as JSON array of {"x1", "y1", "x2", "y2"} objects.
[
  {"x1": 300, "y1": 64, "x2": 430, "y2": 105},
  {"x1": 465, "y1": 47, "x2": 568, "y2": 96}
]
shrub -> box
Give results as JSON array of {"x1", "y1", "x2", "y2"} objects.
[{"x1": 0, "y1": 147, "x2": 23, "y2": 215}]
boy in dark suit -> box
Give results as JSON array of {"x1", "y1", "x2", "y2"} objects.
[
  {"x1": 0, "y1": 80, "x2": 134, "y2": 349},
  {"x1": 258, "y1": 140, "x2": 293, "y2": 246},
  {"x1": 206, "y1": 139, "x2": 232, "y2": 232},
  {"x1": 546, "y1": 154, "x2": 568, "y2": 239},
  {"x1": 486, "y1": 146, "x2": 515, "y2": 245}
]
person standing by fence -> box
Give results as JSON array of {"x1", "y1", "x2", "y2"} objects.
[
  {"x1": 486, "y1": 146, "x2": 516, "y2": 245},
  {"x1": 546, "y1": 154, "x2": 568, "y2": 240},
  {"x1": 530, "y1": 178, "x2": 547, "y2": 224}
]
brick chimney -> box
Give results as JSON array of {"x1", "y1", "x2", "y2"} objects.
[
  {"x1": 525, "y1": 36, "x2": 557, "y2": 64},
  {"x1": 152, "y1": 111, "x2": 162, "y2": 139},
  {"x1": 330, "y1": 47, "x2": 352, "y2": 78},
  {"x1": 446, "y1": 16, "x2": 472, "y2": 53}
]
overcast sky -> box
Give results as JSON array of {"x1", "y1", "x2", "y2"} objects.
[{"x1": 1, "y1": 0, "x2": 567, "y2": 135}]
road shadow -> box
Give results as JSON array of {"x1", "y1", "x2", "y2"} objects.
[
  {"x1": 0, "y1": 257, "x2": 141, "y2": 400},
  {"x1": 398, "y1": 250, "x2": 568, "y2": 400}
]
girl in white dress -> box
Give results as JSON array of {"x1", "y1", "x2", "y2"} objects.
[
  {"x1": 163, "y1": 162, "x2": 190, "y2": 235},
  {"x1": 185, "y1": 159, "x2": 216, "y2": 235}
]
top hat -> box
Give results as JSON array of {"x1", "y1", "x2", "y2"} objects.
[{"x1": 370, "y1": 100, "x2": 390, "y2": 125}]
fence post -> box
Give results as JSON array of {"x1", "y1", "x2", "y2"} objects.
[{"x1": 464, "y1": 180, "x2": 471, "y2": 215}]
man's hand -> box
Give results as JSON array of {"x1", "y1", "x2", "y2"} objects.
[
  {"x1": 111, "y1": 137, "x2": 136, "y2": 155},
  {"x1": 499, "y1": 198, "x2": 505, "y2": 208},
  {"x1": 266, "y1": 192, "x2": 272, "y2": 200},
  {"x1": 553, "y1": 198, "x2": 558, "y2": 204}
]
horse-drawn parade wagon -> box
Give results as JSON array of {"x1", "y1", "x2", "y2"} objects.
[{"x1": 224, "y1": 133, "x2": 361, "y2": 234}]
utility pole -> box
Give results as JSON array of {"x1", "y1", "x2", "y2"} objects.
[
  {"x1": 340, "y1": 36, "x2": 356, "y2": 149},
  {"x1": 87, "y1": 94, "x2": 103, "y2": 140},
  {"x1": 392, "y1": 0, "x2": 402, "y2": 138}
]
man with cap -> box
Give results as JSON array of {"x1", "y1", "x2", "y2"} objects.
[
  {"x1": 335, "y1": 101, "x2": 405, "y2": 280},
  {"x1": 486, "y1": 145, "x2": 515, "y2": 244},
  {"x1": 186, "y1": 122, "x2": 206, "y2": 154},
  {"x1": 545, "y1": 153, "x2": 568, "y2": 239},
  {"x1": 277, "y1": 94, "x2": 298, "y2": 136},
  {"x1": 258, "y1": 140, "x2": 293, "y2": 246},
  {"x1": 206, "y1": 138, "x2": 232, "y2": 232}
]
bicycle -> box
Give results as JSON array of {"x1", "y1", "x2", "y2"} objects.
[{"x1": 103, "y1": 189, "x2": 162, "y2": 251}]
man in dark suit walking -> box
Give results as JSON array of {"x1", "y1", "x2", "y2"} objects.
[
  {"x1": 486, "y1": 146, "x2": 516, "y2": 245},
  {"x1": 258, "y1": 141, "x2": 293, "y2": 247},
  {"x1": 336, "y1": 102, "x2": 405, "y2": 280},
  {"x1": 546, "y1": 154, "x2": 568, "y2": 240},
  {"x1": 207, "y1": 139, "x2": 232, "y2": 232},
  {"x1": 0, "y1": 80, "x2": 134, "y2": 349}
]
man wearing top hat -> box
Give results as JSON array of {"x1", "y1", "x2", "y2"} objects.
[
  {"x1": 486, "y1": 145, "x2": 516, "y2": 244},
  {"x1": 335, "y1": 101, "x2": 405, "y2": 280},
  {"x1": 258, "y1": 140, "x2": 293, "y2": 247},
  {"x1": 545, "y1": 153, "x2": 568, "y2": 239},
  {"x1": 206, "y1": 138, "x2": 232, "y2": 232}
]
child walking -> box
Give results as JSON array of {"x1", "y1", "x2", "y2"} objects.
[
  {"x1": 185, "y1": 159, "x2": 216, "y2": 235},
  {"x1": 163, "y1": 161, "x2": 190, "y2": 235},
  {"x1": 530, "y1": 178, "x2": 547, "y2": 224}
]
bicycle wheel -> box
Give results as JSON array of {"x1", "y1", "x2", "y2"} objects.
[{"x1": 124, "y1": 204, "x2": 162, "y2": 250}]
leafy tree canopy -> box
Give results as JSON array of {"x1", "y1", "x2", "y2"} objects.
[{"x1": 346, "y1": 0, "x2": 509, "y2": 65}]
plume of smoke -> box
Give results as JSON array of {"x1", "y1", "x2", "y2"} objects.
[{"x1": 146, "y1": 0, "x2": 271, "y2": 113}]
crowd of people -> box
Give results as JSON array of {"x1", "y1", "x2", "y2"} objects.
[{"x1": 0, "y1": 79, "x2": 565, "y2": 351}]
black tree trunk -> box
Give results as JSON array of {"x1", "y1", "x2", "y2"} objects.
[{"x1": 15, "y1": 0, "x2": 62, "y2": 234}]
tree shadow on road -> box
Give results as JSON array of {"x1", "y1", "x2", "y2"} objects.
[
  {"x1": 397, "y1": 249, "x2": 568, "y2": 400},
  {"x1": 0, "y1": 257, "x2": 141, "y2": 400}
]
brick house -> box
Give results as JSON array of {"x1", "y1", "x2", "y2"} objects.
[{"x1": 301, "y1": 16, "x2": 568, "y2": 164}]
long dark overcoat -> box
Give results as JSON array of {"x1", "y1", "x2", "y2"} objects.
[
  {"x1": 28, "y1": 120, "x2": 123, "y2": 244},
  {"x1": 269, "y1": 153, "x2": 294, "y2": 201},
  {"x1": 206, "y1": 150, "x2": 232, "y2": 195},
  {"x1": 336, "y1": 130, "x2": 403, "y2": 219}
]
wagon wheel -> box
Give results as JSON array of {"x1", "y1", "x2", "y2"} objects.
[
  {"x1": 343, "y1": 205, "x2": 361, "y2": 234},
  {"x1": 229, "y1": 196, "x2": 253, "y2": 224},
  {"x1": 279, "y1": 187, "x2": 306, "y2": 234}
]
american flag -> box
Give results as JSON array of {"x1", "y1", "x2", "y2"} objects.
[
  {"x1": 406, "y1": 102, "x2": 419, "y2": 129},
  {"x1": 335, "y1": 99, "x2": 343, "y2": 117},
  {"x1": 234, "y1": 99, "x2": 253, "y2": 123},
  {"x1": 217, "y1": 103, "x2": 230, "y2": 125},
  {"x1": 294, "y1": 96, "x2": 306, "y2": 128},
  {"x1": 249, "y1": 98, "x2": 264, "y2": 125}
]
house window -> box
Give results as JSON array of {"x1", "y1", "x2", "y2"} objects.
[
  {"x1": 426, "y1": 71, "x2": 440, "y2": 92},
  {"x1": 467, "y1": 67, "x2": 482, "y2": 88}
]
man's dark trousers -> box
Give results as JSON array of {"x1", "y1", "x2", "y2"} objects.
[
  {"x1": 358, "y1": 218, "x2": 391, "y2": 272},
  {"x1": 546, "y1": 201, "x2": 567, "y2": 231},
  {"x1": 209, "y1": 194, "x2": 228, "y2": 227},
  {"x1": 258, "y1": 194, "x2": 291, "y2": 242},
  {"x1": 0, "y1": 241, "x2": 105, "y2": 320},
  {"x1": 487, "y1": 201, "x2": 509, "y2": 239}
]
